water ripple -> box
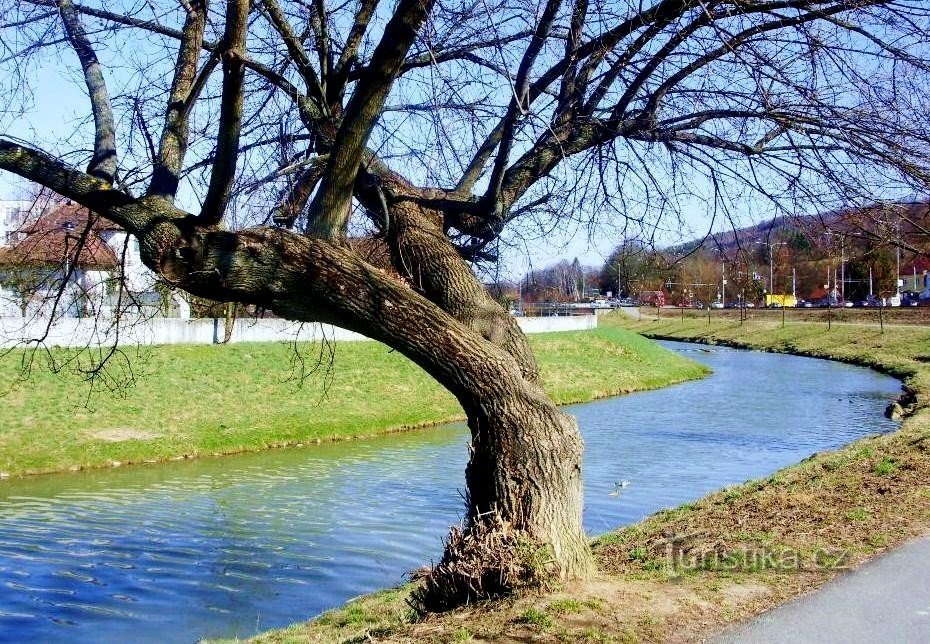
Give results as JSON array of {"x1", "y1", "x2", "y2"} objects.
[{"x1": 0, "y1": 341, "x2": 901, "y2": 644}]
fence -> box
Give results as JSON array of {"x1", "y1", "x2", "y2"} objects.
[
  {"x1": 644, "y1": 305, "x2": 930, "y2": 328},
  {"x1": 0, "y1": 314, "x2": 597, "y2": 348}
]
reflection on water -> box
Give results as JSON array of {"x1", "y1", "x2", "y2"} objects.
[{"x1": 0, "y1": 341, "x2": 901, "y2": 642}]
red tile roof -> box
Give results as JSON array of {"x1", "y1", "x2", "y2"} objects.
[{"x1": 0, "y1": 202, "x2": 119, "y2": 270}]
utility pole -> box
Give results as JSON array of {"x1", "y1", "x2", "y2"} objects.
[
  {"x1": 617, "y1": 261, "x2": 621, "y2": 298},
  {"x1": 792, "y1": 267, "x2": 796, "y2": 298},
  {"x1": 754, "y1": 240, "x2": 786, "y2": 300},
  {"x1": 769, "y1": 252, "x2": 774, "y2": 296},
  {"x1": 840, "y1": 237, "x2": 845, "y2": 302},
  {"x1": 869, "y1": 266, "x2": 873, "y2": 297},
  {"x1": 721, "y1": 261, "x2": 726, "y2": 307},
  {"x1": 896, "y1": 217, "x2": 901, "y2": 296}
]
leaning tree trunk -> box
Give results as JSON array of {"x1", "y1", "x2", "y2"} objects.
[
  {"x1": 0, "y1": 147, "x2": 593, "y2": 610},
  {"x1": 143, "y1": 198, "x2": 594, "y2": 607},
  {"x1": 375, "y1": 200, "x2": 593, "y2": 607}
]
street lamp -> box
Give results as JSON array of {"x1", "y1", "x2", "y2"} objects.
[{"x1": 712, "y1": 248, "x2": 726, "y2": 307}]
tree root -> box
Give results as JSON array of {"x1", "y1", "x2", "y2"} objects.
[{"x1": 409, "y1": 511, "x2": 558, "y2": 614}]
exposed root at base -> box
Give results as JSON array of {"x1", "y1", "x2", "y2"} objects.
[{"x1": 409, "y1": 512, "x2": 558, "y2": 614}]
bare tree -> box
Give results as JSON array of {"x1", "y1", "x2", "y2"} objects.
[{"x1": 2, "y1": 0, "x2": 930, "y2": 607}]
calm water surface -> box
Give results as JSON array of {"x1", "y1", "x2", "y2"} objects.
[{"x1": 0, "y1": 341, "x2": 901, "y2": 642}]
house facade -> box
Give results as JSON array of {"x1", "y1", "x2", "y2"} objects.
[{"x1": 0, "y1": 200, "x2": 189, "y2": 318}]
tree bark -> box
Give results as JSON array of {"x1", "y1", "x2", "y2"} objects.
[
  {"x1": 463, "y1": 380, "x2": 592, "y2": 577},
  {"x1": 386, "y1": 199, "x2": 541, "y2": 383}
]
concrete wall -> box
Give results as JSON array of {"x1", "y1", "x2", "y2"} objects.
[
  {"x1": 0, "y1": 314, "x2": 596, "y2": 348},
  {"x1": 516, "y1": 315, "x2": 597, "y2": 333}
]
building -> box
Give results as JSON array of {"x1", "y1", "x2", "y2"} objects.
[
  {"x1": 0, "y1": 200, "x2": 32, "y2": 245},
  {"x1": 0, "y1": 200, "x2": 189, "y2": 318},
  {"x1": 899, "y1": 257, "x2": 930, "y2": 294}
]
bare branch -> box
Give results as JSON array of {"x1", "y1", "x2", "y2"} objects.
[
  {"x1": 485, "y1": 0, "x2": 563, "y2": 210},
  {"x1": 56, "y1": 0, "x2": 117, "y2": 183},
  {"x1": 200, "y1": 0, "x2": 252, "y2": 225},
  {"x1": 306, "y1": 0, "x2": 437, "y2": 240}
]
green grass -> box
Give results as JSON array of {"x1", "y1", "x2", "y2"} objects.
[
  {"x1": 604, "y1": 311, "x2": 930, "y2": 388},
  {"x1": 874, "y1": 457, "x2": 899, "y2": 476},
  {"x1": 0, "y1": 326, "x2": 707, "y2": 477},
  {"x1": 517, "y1": 607, "x2": 553, "y2": 628},
  {"x1": 846, "y1": 508, "x2": 870, "y2": 522}
]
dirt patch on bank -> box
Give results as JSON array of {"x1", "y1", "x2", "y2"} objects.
[{"x1": 85, "y1": 427, "x2": 161, "y2": 442}]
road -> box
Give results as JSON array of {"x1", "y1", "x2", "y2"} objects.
[{"x1": 713, "y1": 536, "x2": 930, "y2": 643}]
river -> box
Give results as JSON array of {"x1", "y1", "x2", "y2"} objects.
[{"x1": 0, "y1": 341, "x2": 902, "y2": 642}]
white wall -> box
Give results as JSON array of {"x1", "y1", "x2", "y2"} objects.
[
  {"x1": 0, "y1": 314, "x2": 597, "y2": 348},
  {"x1": 101, "y1": 230, "x2": 154, "y2": 292},
  {"x1": 0, "y1": 200, "x2": 32, "y2": 244},
  {"x1": 516, "y1": 315, "x2": 597, "y2": 333}
]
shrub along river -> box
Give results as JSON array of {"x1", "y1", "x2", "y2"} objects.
[{"x1": 0, "y1": 341, "x2": 902, "y2": 643}]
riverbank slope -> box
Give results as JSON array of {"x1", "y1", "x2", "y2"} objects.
[
  {"x1": 0, "y1": 326, "x2": 706, "y2": 478},
  {"x1": 242, "y1": 316, "x2": 930, "y2": 643}
]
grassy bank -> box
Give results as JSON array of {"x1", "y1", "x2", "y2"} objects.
[
  {"x1": 241, "y1": 315, "x2": 930, "y2": 643},
  {"x1": 0, "y1": 326, "x2": 706, "y2": 478}
]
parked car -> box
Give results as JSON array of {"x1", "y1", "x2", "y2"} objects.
[{"x1": 710, "y1": 301, "x2": 724, "y2": 309}]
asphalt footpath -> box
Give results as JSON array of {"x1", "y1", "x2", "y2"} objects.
[{"x1": 713, "y1": 536, "x2": 930, "y2": 643}]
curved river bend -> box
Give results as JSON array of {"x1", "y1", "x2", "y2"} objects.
[{"x1": 0, "y1": 341, "x2": 901, "y2": 642}]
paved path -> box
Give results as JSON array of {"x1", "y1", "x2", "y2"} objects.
[{"x1": 713, "y1": 536, "x2": 930, "y2": 643}]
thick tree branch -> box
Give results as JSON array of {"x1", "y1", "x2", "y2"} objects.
[
  {"x1": 310, "y1": 0, "x2": 333, "y2": 97},
  {"x1": 270, "y1": 158, "x2": 329, "y2": 227},
  {"x1": 57, "y1": 0, "x2": 117, "y2": 183},
  {"x1": 332, "y1": 0, "x2": 380, "y2": 100},
  {"x1": 306, "y1": 0, "x2": 436, "y2": 241},
  {"x1": 200, "y1": 0, "x2": 251, "y2": 225},
  {"x1": 0, "y1": 140, "x2": 136, "y2": 228},
  {"x1": 259, "y1": 0, "x2": 327, "y2": 108},
  {"x1": 149, "y1": 0, "x2": 208, "y2": 200},
  {"x1": 554, "y1": 0, "x2": 589, "y2": 125}
]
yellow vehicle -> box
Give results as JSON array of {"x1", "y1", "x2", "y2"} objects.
[{"x1": 765, "y1": 294, "x2": 798, "y2": 308}]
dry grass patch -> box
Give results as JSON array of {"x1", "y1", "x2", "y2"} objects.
[{"x1": 84, "y1": 427, "x2": 162, "y2": 442}]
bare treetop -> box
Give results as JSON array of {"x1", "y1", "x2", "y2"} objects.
[{"x1": 3, "y1": 0, "x2": 929, "y2": 250}]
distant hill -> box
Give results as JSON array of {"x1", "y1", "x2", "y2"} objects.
[
  {"x1": 662, "y1": 200, "x2": 930, "y2": 302},
  {"x1": 674, "y1": 200, "x2": 930, "y2": 262}
]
